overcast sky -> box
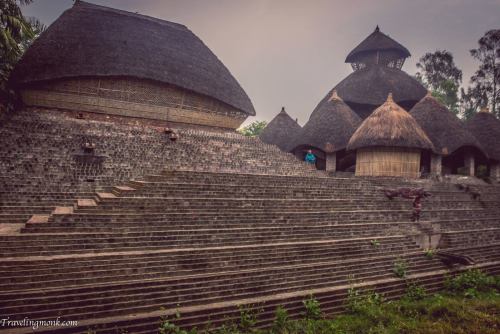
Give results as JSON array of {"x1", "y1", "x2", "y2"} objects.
[{"x1": 22, "y1": 0, "x2": 500, "y2": 126}]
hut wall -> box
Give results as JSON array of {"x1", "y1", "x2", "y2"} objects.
[
  {"x1": 355, "y1": 147, "x2": 421, "y2": 178},
  {"x1": 431, "y1": 154, "x2": 442, "y2": 176},
  {"x1": 21, "y1": 77, "x2": 247, "y2": 129},
  {"x1": 326, "y1": 152, "x2": 336, "y2": 172},
  {"x1": 464, "y1": 152, "x2": 475, "y2": 176}
]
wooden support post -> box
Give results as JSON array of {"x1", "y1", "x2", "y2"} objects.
[
  {"x1": 326, "y1": 152, "x2": 336, "y2": 173},
  {"x1": 490, "y1": 162, "x2": 500, "y2": 180},
  {"x1": 430, "y1": 154, "x2": 442, "y2": 176},
  {"x1": 464, "y1": 151, "x2": 475, "y2": 176}
]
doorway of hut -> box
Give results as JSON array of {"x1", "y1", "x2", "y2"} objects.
[{"x1": 292, "y1": 146, "x2": 325, "y2": 170}]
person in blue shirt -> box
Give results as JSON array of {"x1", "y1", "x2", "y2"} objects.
[{"x1": 304, "y1": 149, "x2": 316, "y2": 165}]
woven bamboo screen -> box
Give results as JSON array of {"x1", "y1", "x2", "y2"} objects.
[
  {"x1": 355, "y1": 147, "x2": 421, "y2": 178},
  {"x1": 34, "y1": 77, "x2": 245, "y2": 119}
]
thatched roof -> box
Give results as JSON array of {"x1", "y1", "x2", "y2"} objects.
[
  {"x1": 260, "y1": 107, "x2": 301, "y2": 151},
  {"x1": 465, "y1": 110, "x2": 500, "y2": 161},
  {"x1": 347, "y1": 93, "x2": 434, "y2": 151},
  {"x1": 292, "y1": 91, "x2": 362, "y2": 153},
  {"x1": 410, "y1": 93, "x2": 486, "y2": 156},
  {"x1": 11, "y1": 1, "x2": 255, "y2": 116},
  {"x1": 311, "y1": 65, "x2": 426, "y2": 120},
  {"x1": 345, "y1": 26, "x2": 411, "y2": 64}
]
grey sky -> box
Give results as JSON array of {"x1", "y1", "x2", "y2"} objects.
[{"x1": 22, "y1": 0, "x2": 500, "y2": 126}]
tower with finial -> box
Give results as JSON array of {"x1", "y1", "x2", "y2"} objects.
[{"x1": 345, "y1": 25, "x2": 411, "y2": 71}]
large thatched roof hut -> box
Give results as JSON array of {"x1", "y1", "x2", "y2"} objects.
[
  {"x1": 410, "y1": 93, "x2": 486, "y2": 176},
  {"x1": 466, "y1": 110, "x2": 500, "y2": 179},
  {"x1": 292, "y1": 91, "x2": 361, "y2": 171},
  {"x1": 466, "y1": 110, "x2": 500, "y2": 162},
  {"x1": 347, "y1": 93, "x2": 433, "y2": 178},
  {"x1": 410, "y1": 93, "x2": 484, "y2": 156},
  {"x1": 11, "y1": 1, "x2": 254, "y2": 129},
  {"x1": 259, "y1": 107, "x2": 301, "y2": 151}
]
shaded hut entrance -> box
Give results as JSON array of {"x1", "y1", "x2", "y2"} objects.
[
  {"x1": 441, "y1": 146, "x2": 486, "y2": 176},
  {"x1": 292, "y1": 145, "x2": 325, "y2": 170},
  {"x1": 355, "y1": 147, "x2": 422, "y2": 178}
]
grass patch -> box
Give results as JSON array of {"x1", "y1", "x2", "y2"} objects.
[{"x1": 158, "y1": 271, "x2": 500, "y2": 334}]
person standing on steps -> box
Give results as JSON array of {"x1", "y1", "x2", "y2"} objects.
[{"x1": 304, "y1": 149, "x2": 316, "y2": 165}]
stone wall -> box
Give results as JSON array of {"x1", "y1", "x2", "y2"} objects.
[
  {"x1": 21, "y1": 77, "x2": 248, "y2": 129},
  {"x1": 0, "y1": 108, "x2": 320, "y2": 197}
]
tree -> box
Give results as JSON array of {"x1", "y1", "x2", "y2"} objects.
[
  {"x1": 460, "y1": 86, "x2": 486, "y2": 120},
  {"x1": 415, "y1": 50, "x2": 462, "y2": 114},
  {"x1": 469, "y1": 29, "x2": 500, "y2": 118},
  {"x1": 0, "y1": 0, "x2": 42, "y2": 113},
  {"x1": 237, "y1": 120, "x2": 267, "y2": 137}
]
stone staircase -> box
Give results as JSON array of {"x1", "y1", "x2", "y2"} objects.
[{"x1": 0, "y1": 170, "x2": 499, "y2": 333}]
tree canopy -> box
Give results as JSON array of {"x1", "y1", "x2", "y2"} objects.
[
  {"x1": 415, "y1": 50, "x2": 462, "y2": 115},
  {"x1": 469, "y1": 29, "x2": 500, "y2": 118},
  {"x1": 237, "y1": 120, "x2": 268, "y2": 137}
]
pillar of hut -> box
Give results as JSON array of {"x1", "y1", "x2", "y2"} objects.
[
  {"x1": 430, "y1": 154, "x2": 442, "y2": 176},
  {"x1": 464, "y1": 151, "x2": 475, "y2": 176},
  {"x1": 326, "y1": 152, "x2": 337, "y2": 172},
  {"x1": 491, "y1": 163, "x2": 500, "y2": 180}
]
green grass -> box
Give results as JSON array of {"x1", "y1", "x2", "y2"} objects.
[{"x1": 158, "y1": 271, "x2": 500, "y2": 334}]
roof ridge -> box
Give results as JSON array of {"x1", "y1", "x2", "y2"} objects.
[{"x1": 75, "y1": 1, "x2": 187, "y2": 31}]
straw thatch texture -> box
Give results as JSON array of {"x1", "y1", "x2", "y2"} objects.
[
  {"x1": 345, "y1": 26, "x2": 411, "y2": 67},
  {"x1": 410, "y1": 94, "x2": 485, "y2": 156},
  {"x1": 347, "y1": 94, "x2": 434, "y2": 151},
  {"x1": 311, "y1": 65, "x2": 426, "y2": 120},
  {"x1": 11, "y1": 1, "x2": 255, "y2": 116},
  {"x1": 259, "y1": 108, "x2": 301, "y2": 151},
  {"x1": 292, "y1": 92, "x2": 361, "y2": 152},
  {"x1": 466, "y1": 111, "x2": 500, "y2": 162}
]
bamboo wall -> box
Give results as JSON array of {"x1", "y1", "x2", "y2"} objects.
[
  {"x1": 355, "y1": 147, "x2": 421, "y2": 178},
  {"x1": 21, "y1": 77, "x2": 247, "y2": 129}
]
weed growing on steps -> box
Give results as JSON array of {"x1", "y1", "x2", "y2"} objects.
[
  {"x1": 370, "y1": 239, "x2": 380, "y2": 247},
  {"x1": 393, "y1": 258, "x2": 409, "y2": 278},
  {"x1": 424, "y1": 248, "x2": 435, "y2": 259},
  {"x1": 157, "y1": 271, "x2": 499, "y2": 334}
]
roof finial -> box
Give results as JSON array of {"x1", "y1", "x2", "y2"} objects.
[
  {"x1": 375, "y1": 25, "x2": 380, "y2": 32},
  {"x1": 480, "y1": 106, "x2": 490, "y2": 113},
  {"x1": 426, "y1": 90, "x2": 433, "y2": 98},
  {"x1": 328, "y1": 89, "x2": 342, "y2": 102},
  {"x1": 387, "y1": 92, "x2": 394, "y2": 103},
  {"x1": 280, "y1": 106, "x2": 286, "y2": 114}
]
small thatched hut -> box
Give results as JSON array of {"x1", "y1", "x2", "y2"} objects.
[
  {"x1": 11, "y1": 1, "x2": 254, "y2": 129},
  {"x1": 345, "y1": 26, "x2": 411, "y2": 71},
  {"x1": 311, "y1": 27, "x2": 426, "y2": 120},
  {"x1": 347, "y1": 93, "x2": 434, "y2": 178},
  {"x1": 410, "y1": 93, "x2": 486, "y2": 176},
  {"x1": 466, "y1": 109, "x2": 500, "y2": 179},
  {"x1": 259, "y1": 107, "x2": 301, "y2": 152},
  {"x1": 291, "y1": 91, "x2": 362, "y2": 172}
]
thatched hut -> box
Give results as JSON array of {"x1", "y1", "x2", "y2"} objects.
[
  {"x1": 259, "y1": 107, "x2": 301, "y2": 152},
  {"x1": 311, "y1": 27, "x2": 426, "y2": 120},
  {"x1": 347, "y1": 93, "x2": 434, "y2": 178},
  {"x1": 291, "y1": 91, "x2": 362, "y2": 172},
  {"x1": 11, "y1": 1, "x2": 254, "y2": 129},
  {"x1": 410, "y1": 93, "x2": 486, "y2": 176},
  {"x1": 466, "y1": 109, "x2": 500, "y2": 179},
  {"x1": 346, "y1": 26, "x2": 411, "y2": 71}
]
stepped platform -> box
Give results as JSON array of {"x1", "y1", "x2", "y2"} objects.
[{"x1": 0, "y1": 109, "x2": 499, "y2": 333}]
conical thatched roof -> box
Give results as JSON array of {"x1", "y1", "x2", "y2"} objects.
[
  {"x1": 11, "y1": 1, "x2": 255, "y2": 116},
  {"x1": 410, "y1": 93, "x2": 486, "y2": 156},
  {"x1": 292, "y1": 91, "x2": 362, "y2": 152},
  {"x1": 311, "y1": 65, "x2": 426, "y2": 120},
  {"x1": 345, "y1": 26, "x2": 411, "y2": 65},
  {"x1": 347, "y1": 93, "x2": 434, "y2": 151},
  {"x1": 259, "y1": 107, "x2": 301, "y2": 151},
  {"x1": 466, "y1": 110, "x2": 500, "y2": 161}
]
